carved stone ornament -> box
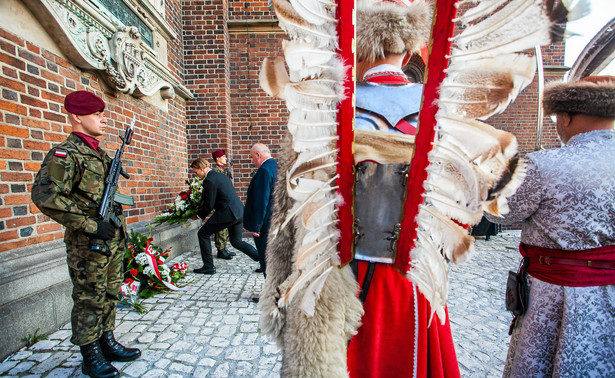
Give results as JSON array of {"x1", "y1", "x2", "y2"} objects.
[{"x1": 23, "y1": 0, "x2": 187, "y2": 100}]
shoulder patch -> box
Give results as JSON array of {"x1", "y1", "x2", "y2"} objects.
[{"x1": 54, "y1": 150, "x2": 68, "y2": 158}]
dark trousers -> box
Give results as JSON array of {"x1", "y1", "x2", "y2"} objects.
[
  {"x1": 254, "y1": 231, "x2": 268, "y2": 277},
  {"x1": 197, "y1": 218, "x2": 258, "y2": 269}
]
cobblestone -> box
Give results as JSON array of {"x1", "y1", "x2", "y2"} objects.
[{"x1": 2, "y1": 232, "x2": 521, "y2": 377}]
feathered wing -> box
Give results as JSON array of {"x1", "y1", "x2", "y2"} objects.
[
  {"x1": 407, "y1": 0, "x2": 589, "y2": 323},
  {"x1": 258, "y1": 0, "x2": 362, "y2": 376}
]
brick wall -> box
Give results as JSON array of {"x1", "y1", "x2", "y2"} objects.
[
  {"x1": 0, "y1": 0, "x2": 570, "y2": 253},
  {"x1": 0, "y1": 26, "x2": 188, "y2": 252},
  {"x1": 228, "y1": 31, "x2": 287, "y2": 199},
  {"x1": 183, "y1": 0, "x2": 233, "y2": 164}
]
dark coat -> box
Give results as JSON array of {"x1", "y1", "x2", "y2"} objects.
[
  {"x1": 244, "y1": 158, "x2": 278, "y2": 233},
  {"x1": 197, "y1": 170, "x2": 244, "y2": 224}
]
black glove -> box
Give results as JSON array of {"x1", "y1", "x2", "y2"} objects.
[{"x1": 91, "y1": 219, "x2": 116, "y2": 241}]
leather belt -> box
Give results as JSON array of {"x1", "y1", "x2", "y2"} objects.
[{"x1": 537, "y1": 255, "x2": 615, "y2": 270}]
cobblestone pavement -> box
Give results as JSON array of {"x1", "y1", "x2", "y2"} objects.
[{"x1": 1, "y1": 231, "x2": 521, "y2": 377}]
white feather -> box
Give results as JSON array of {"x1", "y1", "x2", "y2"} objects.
[
  {"x1": 407, "y1": 237, "x2": 450, "y2": 323},
  {"x1": 284, "y1": 80, "x2": 342, "y2": 111},
  {"x1": 283, "y1": 39, "x2": 337, "y2": 71},
  {"x1": 455, "y1": 0, "x2": 508, "y2": 24},
  {"x1": 299, "y1": 266, "x2": 334, "y2": 316},
  {"x1": 436, "y1": 114, "x2": 518, "y2": 163},
  {"x1": 416, "y1": 205, "x2": 474, "y2": 264},
  {"x1": 563, "y1": 0, "x2": 591, "y2": 21},
  {"x1": 278, "y1": 255, "x2": 332, "y2": 307},
  {"x1": 272, "y1": 0, "x2": 337, "y2": 48},
  {"x1": 289, "y1": 0, "x2": 336, "y2": 26},
  {"x1": 450, "y1": 0, "x2": 552, "y2": 62},
  {"x1": 453, "y1": 0, "x2": 538, "y2": 43}
]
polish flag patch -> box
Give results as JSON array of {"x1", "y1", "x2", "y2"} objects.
[{"x1": 54, "y1": 150, "x2": 67, "y2": 158}]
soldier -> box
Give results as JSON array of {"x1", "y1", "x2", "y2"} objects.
[
  {"x1": 210, "y1": 149, "x2": 235, "y2": 259},
  {"x1": 31, "y1": 91, "x2": 140, "y2": 378}
]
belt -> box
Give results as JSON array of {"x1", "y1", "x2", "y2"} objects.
[{"x1": 537, "y1": 255, "x2": 615, "y2": 270}]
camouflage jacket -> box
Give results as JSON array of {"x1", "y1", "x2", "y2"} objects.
[
  {"x1": 31, "y1": 133, "x2": 126, "y2": 242},
  {"x1": 212, "y1": 164, "x2": 231, "y2": 179}
]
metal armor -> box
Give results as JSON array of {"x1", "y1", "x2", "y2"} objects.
[{"x1": 353, "y1": 162, "x2": 410, "y2": 263}]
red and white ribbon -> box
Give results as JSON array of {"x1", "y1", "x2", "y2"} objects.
[{"x1": 145, "y1": 244, "x2": 189, "y2": 291}]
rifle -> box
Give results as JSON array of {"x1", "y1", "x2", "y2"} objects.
[{"x1": 91, "y1": 117, "x2": 135, "y2": 254}]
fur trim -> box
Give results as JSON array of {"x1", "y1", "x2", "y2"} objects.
[
  {"x1": 356, "y1": 0, "x2": 432, "y2": 63},
  {"x1": 543, "y1": 76, "x2": 615, "y2": 117},
  {"x1": 354, "y1": 129, "x2": 415, "y2": 164}
]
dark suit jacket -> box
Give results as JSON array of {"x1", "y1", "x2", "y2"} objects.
[
  {"x1": 197, "y1": 170, "x2": 244, "y2": 224},
  {"x1": 243, "y1": 158, "x2": 278, "y2": 233}
]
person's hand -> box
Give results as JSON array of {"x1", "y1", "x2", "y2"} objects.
[
  {"x1": 252, "y1": 232, "x2": 260, "y2": 237},
  {"x1": 87, "y1": 219, "x2": 115, "y2": 240}
]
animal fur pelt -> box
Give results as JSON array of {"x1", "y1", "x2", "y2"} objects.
[
  {"x1": 259, "y1": 134, "x2": 363, "y2": 377},
  {"x1": 354, "y1": 129, "x2": 415, "y2": 164},
  {"x1": 356, "y1": 0, "x2": 432, "y2": 63}
]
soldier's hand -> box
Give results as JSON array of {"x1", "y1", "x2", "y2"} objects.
[{"x1": 92, "y1": 219, "x2": 116, "y2": 240}]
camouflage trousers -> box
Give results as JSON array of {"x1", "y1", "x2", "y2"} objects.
[
  {"x1": 66, "y1": 228, "x2": 124, "y2": 346},
  {"x1": 214, "y1": 228, "x2": 229, "y2": 251}
]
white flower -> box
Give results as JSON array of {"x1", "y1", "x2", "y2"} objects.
[
  {"x1": 143, "y1": 266, "x2": 153, "y2": 277},
  {"x1": 135, "y1": 253, "x2": 148, "y2": 265}
]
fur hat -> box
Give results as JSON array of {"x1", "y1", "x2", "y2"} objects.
[
  {"x1": 543, "y1": 76, "x2": 615, "y2": 118},
  {"x1": 356, "y1": 0, "x2": 432, "y2": 64}
]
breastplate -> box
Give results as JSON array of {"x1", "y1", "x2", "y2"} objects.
[{"x1": 353, "y1": 162, "x2": 410, "y2": 263}]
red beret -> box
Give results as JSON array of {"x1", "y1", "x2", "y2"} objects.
[
  {"x1": 212, "y1": 149, "x2": 226, "y2": 159},
  {"x1": 64, "y1": 91, "x2": 105, "y2": 115}
]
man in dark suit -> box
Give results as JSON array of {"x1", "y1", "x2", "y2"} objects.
[
  {"x1": 190, "y1": 158, "x2": 259, "y2": 274},
  {"x1": 244, "y1": 143, "x2": 278, "y2": 277}
]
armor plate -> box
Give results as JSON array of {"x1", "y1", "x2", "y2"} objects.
[{"x1": 354, "y1": 162, "x2": 409, "y2": 263}]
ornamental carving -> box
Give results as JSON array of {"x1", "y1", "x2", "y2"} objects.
[
  {"x1": 23, "y1": 0, "x2": 188, "y2": 101},
  {"x1": 107, "y1": 27, "x2": 144, "y2": 95}
]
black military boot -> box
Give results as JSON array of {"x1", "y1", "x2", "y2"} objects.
[
  {"x1": 80, "y1": 341, "x2": 119, "y2": 378},
  {"x1": 216, "y1": 249, "x2": 233, "y2": 260},
  {"x1": 99, "y1": 331, "x2": 141, "y2": 362}
]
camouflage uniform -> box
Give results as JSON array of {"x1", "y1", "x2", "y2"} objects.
[
  {"x1": 211, "y1": 164, "x2": 231, "y2": 251},
  {"x1": 31, "y1": 133, "x2": 126, "y2": 346}
]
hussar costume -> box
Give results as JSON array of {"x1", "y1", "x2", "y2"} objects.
[
  {"x1": 257, "y1": 0, "x2": 589, "y2": 376},
  {"x1": 486, "y1": 76, "x2": 615, "y2": 377}
]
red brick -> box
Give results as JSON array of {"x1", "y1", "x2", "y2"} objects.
[
  {"x1": 0, "y1": 124, "x2": 29, "y2": 138},
  {"x1": 18, "y1": 47, "x2": 45, "y2": 67},
  {"x1": 0, "y1": 50, "x2": 25, "y2": 70},
  {"x1": 0, "y1": 230, "x2": 18, "y2": 242},
  {"x1": 0, "y1": 29, "x2": 25, "y2": 47},
  {"x1": 22, "y1": 140, "x2": 50, "y2": 151},
  {"x1": 20, "y1": 94, "x2": 48, "y2": 109},
  {"x1": 37, "y1": 222, "x2": 62, "y2": 234},
  {"x1": 43, "y1": 111, "x2": 66, "y2": 123},
  {"x1": 0, "y1": 172, "x2": 32, "y2": 184},
  {"x1": 19, "y1": 72, "x2": 47, "y2": 88},
  {"x1": 5, "y1": 216, "x2": 36, "y2": 228},
  {"x1": 22, "y1": 118, "x2": 51, "y2": 130},
  {"x1": 24, "y1": 162, "x2": 42, "y2": 172}
]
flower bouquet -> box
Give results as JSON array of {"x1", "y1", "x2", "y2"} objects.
[
  {"x1": 153, "y1": 177, "x2": 203, "y2": 225},
  {"x1": 123, "y1": 230, "x2": 190, "y2": 299}
]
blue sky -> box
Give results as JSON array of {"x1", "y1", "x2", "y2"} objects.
[{"x1": 565, "y1": 0, "x2": 615, "y2": 75}]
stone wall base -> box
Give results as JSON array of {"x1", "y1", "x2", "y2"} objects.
[{"x1": 0, "y1": 220, "x2": 199, "y2": 361}]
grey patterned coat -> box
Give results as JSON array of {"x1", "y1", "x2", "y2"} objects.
[{"x1": 487, "y1": 129, "x2": 615, "y2": 377}]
